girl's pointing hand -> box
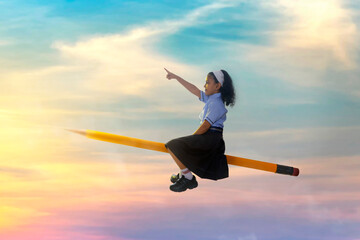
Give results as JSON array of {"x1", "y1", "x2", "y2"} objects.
[{"x1": 164, "y1": 68, "x2": 178, "y2": 80}]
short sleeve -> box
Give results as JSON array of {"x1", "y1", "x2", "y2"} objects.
[
  {"x1": 199, "y1": 90, "x2": 209, "y2": 103},
  {"x1": 204, "y1": 101, "x2": 227, "y2": 125}
]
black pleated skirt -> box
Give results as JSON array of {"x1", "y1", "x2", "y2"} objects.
[{"x1": 165, "y1": 129, "x2": 228, "y2": 180}]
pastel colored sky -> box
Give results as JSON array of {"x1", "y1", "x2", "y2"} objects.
[{"x1": 1, "y1": 0, "x2": 359, "y2": 239}]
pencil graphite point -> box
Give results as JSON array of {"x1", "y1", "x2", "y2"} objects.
[{"x1": 65, "y1": 129, "x2": 87, "y2": 136}]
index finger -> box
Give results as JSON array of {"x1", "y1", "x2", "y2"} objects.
[{"x1": 164, "y1": 68, "x2": 170, "y2": 73}]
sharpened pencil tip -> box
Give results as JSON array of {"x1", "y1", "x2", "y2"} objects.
[{"x1": 65, "y1": 129, "x2": 87, "y2": 136}]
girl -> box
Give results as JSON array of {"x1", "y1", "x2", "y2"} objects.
[{"x1": 164, "y1": 68, "x2": 236, "y2": 192}]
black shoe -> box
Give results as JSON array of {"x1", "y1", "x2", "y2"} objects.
[
  {"x1": 170, "y1": 175, "x2": 198, "y2": 192},
  {"x1": 170, "y1": 173, "x2": 180, "y2": 183}
]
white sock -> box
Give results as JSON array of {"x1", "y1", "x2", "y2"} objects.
[{"x1": 181, "y1": 168, "x2": 193, "y2": 180}]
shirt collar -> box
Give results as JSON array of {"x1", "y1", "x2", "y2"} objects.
[{"x1": 208, "y1": 92, "x2": 221, "y2": 99}]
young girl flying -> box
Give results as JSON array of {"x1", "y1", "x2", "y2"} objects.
[{"x1": 164, "y1": 68, "x2": 236, "y2": 192}]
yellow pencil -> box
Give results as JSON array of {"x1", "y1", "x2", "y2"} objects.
[{"x1": 66, "y1": 129, "x2": 299, "y2": 177}]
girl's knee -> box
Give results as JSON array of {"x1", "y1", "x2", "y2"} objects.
[{"x1": 165, "y1": 139, "x2": 178, "y2": 149}]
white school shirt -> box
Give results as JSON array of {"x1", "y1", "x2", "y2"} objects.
[{"x1": 199, "y1": 91, "x2": 228, "y2": 128}]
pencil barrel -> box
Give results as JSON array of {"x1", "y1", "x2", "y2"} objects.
[{"x1": 82, "y1": 130, "x2": 299, "y2": 177}]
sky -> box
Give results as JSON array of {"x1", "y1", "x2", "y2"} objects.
[{"x1": 0, "y1": 0, "x2": 360, "y2": 239}]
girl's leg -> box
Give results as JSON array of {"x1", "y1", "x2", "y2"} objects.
[
  {"x1": 168, "y1": 148, "x2": 186, "y2": 169},
  {"x1": 168, "y1": 148, "x2": 194, "y2": 181}
]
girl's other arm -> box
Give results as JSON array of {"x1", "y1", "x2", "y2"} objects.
[
  {"x1": 193, "y1": 120, "x2": 211, "y2": 135},
  {"x1": 164, "y1": 68, "x2": 201, "y2": 98}
]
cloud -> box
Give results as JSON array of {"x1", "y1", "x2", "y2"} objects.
[
  {"x1": 226, "y1": 0, "x2": 360, "y2": 97},
  {"x1": 225, "y1": 126, "x2": 360, "y2": 160},
  {"x1": 0, "y1": 40, "x2": 11, "y2": 46},
  {"x1": 270, "y1": 0, "x2": 359, "y2": 69},
  {"x1": 237, "y1": 234, "x2": 258, "y2": 240},
  {"x1": 50, "y1": 1, "x2": 237, "y2": 97},
  {"x1": 1, "y1": 2, "x2": 360, "y2": 239},
  {"x1": 0, "y1": 1, "x2": 239, "y2": 134},
  {"x1": 0, "y1": 206, "x2": 49, "y2": 230},
  {"x1": 0, "y1": 166, "x2": 39, "y2": 178}
]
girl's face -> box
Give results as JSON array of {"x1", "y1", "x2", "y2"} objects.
[{"x1": 204, "y1": 74, "x2": 221, "y2": 96}]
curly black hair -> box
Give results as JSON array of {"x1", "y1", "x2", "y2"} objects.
[{"x1": 209, "y1": 70, "x2": 236, "y2": 107}]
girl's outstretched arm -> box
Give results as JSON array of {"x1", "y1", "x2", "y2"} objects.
[{"x1": 164, "y1": 68, "x2": 200, "y2": 98}]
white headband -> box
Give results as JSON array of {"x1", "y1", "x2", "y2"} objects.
[{"x1": 212, "y1": 70, "x2": 224, "y2": 86}]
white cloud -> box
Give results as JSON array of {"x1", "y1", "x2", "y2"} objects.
[
  {"x1": 227, "y1": 0, "x2": 360, "y2": 96},
  {"x1": 2, "y1": 0, "x2": 238, "y2": 100},
  {"x1": 270, "y1": 0, "x2": 359, "y2": 69},
  {"x1": 253, "y1": 0, "x2": 360, "y2": 69},
  {"x1": 0, "y1": 40, "x2": 11, "y2": 46},
  {"x1": 0, "y1": 1, "x2": 240, "y2": 137},
  {"x1": 225, "y1": 126, "x2": 360, "y2": 160},
  {"x1": 50, "y1": 1, "x2": 237, "y2": 98}
]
